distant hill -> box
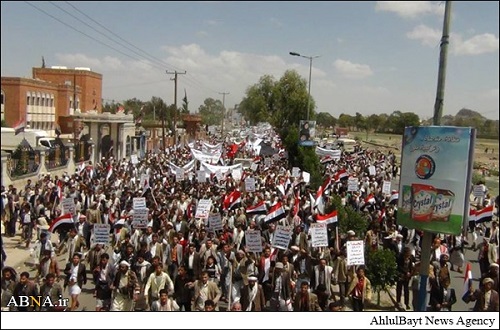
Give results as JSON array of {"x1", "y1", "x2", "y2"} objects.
[{"x1": 422, "y1": 108, "x2": 498, "y2": 138}]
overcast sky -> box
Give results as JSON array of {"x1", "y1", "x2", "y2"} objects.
[{"x1": 1, "y1": 1, "x2": 498, "y2": 120}]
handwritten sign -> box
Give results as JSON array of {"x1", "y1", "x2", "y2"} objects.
[
  {"x1": 473, "y1": 185, "x2": 485, "y2": 198},
  {"x1": 292, "y1": 167, "x2": 301, "y2": 178},
  {"x1": 131, "y1": 155, "x2": 139, "y2": 165},
  {"x1": 245, "y1": 230, "x2": 263, "y2": 253},
  {"x1": 382, "y1": 181, "x2": 392, "y2": 195},
  {"x1": 245, "y1": 177, "x2": 256, "y2": 192},
  {"x1": 347, "y1": 178, "x2": 359, "y2": 192},
  {"x1": 93, "y1": 224, "x2": 110, "y2": 245},
  {"x1": 195, "y1": 199, "x2": 212, "y2": 219},
  {"x1": 264, "y1": 158, "x2": 272, "y2": 167},
  {"x1": 197, "y1": 170, "x2": 206, "y2": 182},
  {"x1": 61, "y1": 198, "x2": 76, "y2": 215},
  {"x1": 133, "y1": 197, "x2": 147, "y2": 209},
  {"x1": 346, "y1": 240, "x2": 365, "y2": 266},
  {"x1": 232, "y1": 169, "x2": 242, "y2": 182},
  {"x1": 302, "y1": 171, "x2": 310, "y2": 184},
  {"x1": 176, "y1": 168, "x2": 185, "y2": 182},
  {"x1": 272, "y1": 225, "x2": 292, "y2": 250},
  {"x1": 208, "y1": 213, "x2": 223, "y2": 232},
  {"x1": 310, "y1": 223, "x2": 329, "y2": 248},
  {"x1": 250, "y1": 163, "x2": 258, "y2": 172},
  {"x1": 132, "y1": 208, "x2": 149, "y2": 229},
  {"x1": 369, "y1": 165, "x2": 376, "y2": 176}
]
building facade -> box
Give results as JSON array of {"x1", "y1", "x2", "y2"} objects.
[{"x1": 1, "y1": 66, "x2": 102, "y2": 136}]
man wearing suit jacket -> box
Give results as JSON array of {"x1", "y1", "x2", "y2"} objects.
[
  {"x1": 311, "y1": 258, "x2": 334, "y2": 299},
  {"x1": 63, "y1": 253, "x2": 87, "y2": 289},
  {"x1": 189, "y1": 271, "x2": 222, "y2": 311},
  {"x1": 240, "y1": 275, "x2": 266, "y2": 311},
  {"x1": 291, "y1": 226, "x2": 309, "y2": 253},
  {"x1": 293, "y1": 281, "x2": 322, "y2": 311},
  {"x1": 165, "y1": 236, "x2": 184, "y2": 280},
  {"x1": 465, "y1": 277, "x2": 499, "y2": 312},
  {"x1": 429, "y1": 277, "x2": 456, "y2": 311},
  {"x1": 183, "y1": 243, "x2": 202, "y2": 281}
]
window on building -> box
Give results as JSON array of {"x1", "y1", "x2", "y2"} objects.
[{"x1": 126, "y1": 136, "x2": 131, "y2": 157}]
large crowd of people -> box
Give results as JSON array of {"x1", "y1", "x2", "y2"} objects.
[{"x1": 1, "y1": 123, "x2": 498, "y2": 312}]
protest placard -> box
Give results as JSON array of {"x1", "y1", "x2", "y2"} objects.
[
  {"x1": 302, "y1": 171, "x2": 310, "y2": 184},
  {"x1": 473, "y1": 185, "x2": 485, "y2": 198},
  {"x1": 132, "y1": 208, "x2": 149, "y2": 229},
  {"x1": 195, "y1": 199, "x2": 212, "y2": 219},
  {"x1": 369, "y1": 165, "x2": 376, "y2": 176},
  {"x1": 197, "y1": 170, "x2": 206, "y2": 182},
  {"x1": 347, "y1": 178, "x2": 359, "y2": 192},
  {"x1": 131, "y1": 155, "x2": 139, "y2": 165},
  {"x1": 245, "y1": 230, "x2": 263, "y2": 253},
  {"x1": 382, "y1": 181, "x2": 392, "y2": 195},
  {"x1": 250, "y1": 163, "x2": 258, "y2": 172},
  {"x1": 272, "y1": 226, "x2": 292, "y2": 250},
  {"x1": 232, "y1": 169, "x2": 242, "y2": 182},
  {"x1": 61, "y1": 198, "x2": 76, "y2": 215},
  {"x1": 245, "y1": 177, "x2": 256, "y2": 192},
  {"x1": 93, "y1": 224, "x2": 110, "y2": 245},
  {"x1": 208, "y1": 213, "x2": 223, "y2": 232},
  {"x1": 176, "y1": 168, "x2": 185, "y2": 182},
  {"x1": 346, "y1": 240, "x2": 365, "y2": 266},
  {"x1": 310, "y1": 223, "x2": 329, "y2": 247},
  {"x1": 292, "y1": 167, "x2": 301, "y2": 178},
  {"x1": 133, "y1": 197, "x2": 147, "y2": 209}
]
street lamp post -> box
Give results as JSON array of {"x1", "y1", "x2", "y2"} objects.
[{"x1": 289, "y1": 52, "x2": 320, "y2": 121}]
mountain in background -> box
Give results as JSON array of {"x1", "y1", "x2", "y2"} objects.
[{"x1": 422, "y1": 108, "x2": 498, "y2": 138}]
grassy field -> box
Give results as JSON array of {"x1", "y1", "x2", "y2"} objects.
[{"x1": 349, "y1": 131, "x2": 499, "y2": 197}]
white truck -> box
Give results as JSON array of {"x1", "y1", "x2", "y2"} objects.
[{"x1": 1, "y1": 127, "x2": 57, "y2": 152}]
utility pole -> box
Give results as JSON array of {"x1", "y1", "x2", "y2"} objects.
[
  {"x1": 166, "y1": 70, "x2": 186, "y2": 148},
  {"x1": 417, "y1": 0, "x2": 452, "y2": 312},
  {"x1": 219, "y1": 91, "x2": 229, "y2": 138}
]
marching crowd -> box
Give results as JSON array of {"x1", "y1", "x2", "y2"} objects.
[{"x1": 1, "y1": 124, "x2": 499, "y2": 312}]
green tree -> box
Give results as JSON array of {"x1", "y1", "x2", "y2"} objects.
[
  {"x1": 1, "y1": 119, "x2": 7, "y2": 127},
  {"x1": 181, "y1": 90, "x2": 189, "y2": 114},
  {"x1": 329, "y1": 195, "x2": 368, "y2": 237},
  {"x1": 198, "y1": 98, "x2": 224, "y2": 126},
  {"x1": 337, "y1": 113, "x2": 354, "y2": 131},
  {"x1": 316, "y1": 112, "x2": 337, "y2": 128},
  {"x1": 365, "y1": 249, "x2": 399, "y2": 306},
  {"x1": 238, "y1": 75, "x2": 276, "y2": 125}
]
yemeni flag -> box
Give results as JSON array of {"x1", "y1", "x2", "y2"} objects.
[
  {"x1": 264, "y1": 202, "x2": 286, "y2": 224},
  {"x1": 314, "y1": 176, "x2": 331, "y2": 207},
  {"x1": 246, "y1": 201, "x2": 268, "y2": 215},
  {"x1": 462, "y1": 263, "x2": 473, "y2": 303},
  {"x1": 13, "y1": 116, "x2": 27, "y2": 135},
  {"x1": 378, "y1": 209, "x2": 386, "y2": 223},
  {"x1": 293, "y1": 191, "x2": 301, "y2": 217},
  {"x1": 468, "y1": 208, "x2": 477, "y2": 223},
  {"x1": 316, "y1": 210, "x2": 338, "y2": 224},
  {"x1": 48, "y1": 213, "x2": 74, "y2": 233},
  {"x1": 320, "y1": 155, "x2": 333, "y2": 164},
  {"x1": 365, "y1": 194, "x2": 376, "y2": 204},
  {"x1": 475, "y1": 205, "x2": 493, "y2": 223},
  {"x1": 334, "y1": 169, "x2": 349, "y2": 182},
  {"x1": 389, "y1": 190, "x2": 399, "y2": 204},
  {"x1": 106, "y1": 165, "x2": 113, "y2": 180},
  {"x1": 223, "y1": 190, "x2": 242, "y2": 211}
]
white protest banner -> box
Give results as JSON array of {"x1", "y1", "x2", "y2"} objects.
[
  {"x1": 131, "y1": 155, "x2": 139, "y2": 165},
  {"x1": 310, "y1": 223, "x2": 329, "y2": 248},
  {"x1": 208, "y1": 213, "x2": 223, "y2": 232},
  {"x1": 382, "y1": 181, "x2": 392, "y2": 195},
  {"x1": 250, "y1": 163, "x2": 258, "y2": 172},
  {"x1": 473, "y1": 185, "x2": 485, "y2": 198},
  {"x1": 195, "y1": 199, "x2": 212, "y2": 219},
  {"x1": 176, "y1": 168, "x2": 185, "y2": 182},
  {"x1": 245, "y1": 177, "x2": 256, "y2": 192},
  {"x1": 369, "y1": 165, "x2": 376, "y2": 176},
  {"x1": 347, "y1": 178, "x2": 359, "y2": 192},
  {"x1": 197, "y1": 170, "x2": 206, "y2": 182},
  {"x1": 132, "y1": 208, "x2": 149, "y2": 229},
  {"x1": 61, "y1": 198, "x2": 76, "y2": 215},
  {"x1": 302, "y1": 171, "x2": 310, "y2": 184},
  {"x1": 93, "y1": 224, "x2": 110, "y2": 245},
  {"x1": 346, "y1": 240, "x2": 365, "y2": 266},
  {"x1": 232, "y1": 168, "x2": 242, "y2": 182},
  {"x1": 245, "y1": 230, "x2": 263, "y2": 253},
  {"x1": 292, "y1": 167, "x2": 301, "y2": 178},
  {"x1": 272, "y1": 226, "x2": 292, "y2": 250},
  {"x1": 133, "y1": 197, "x2": 147, "y2": 209}
]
